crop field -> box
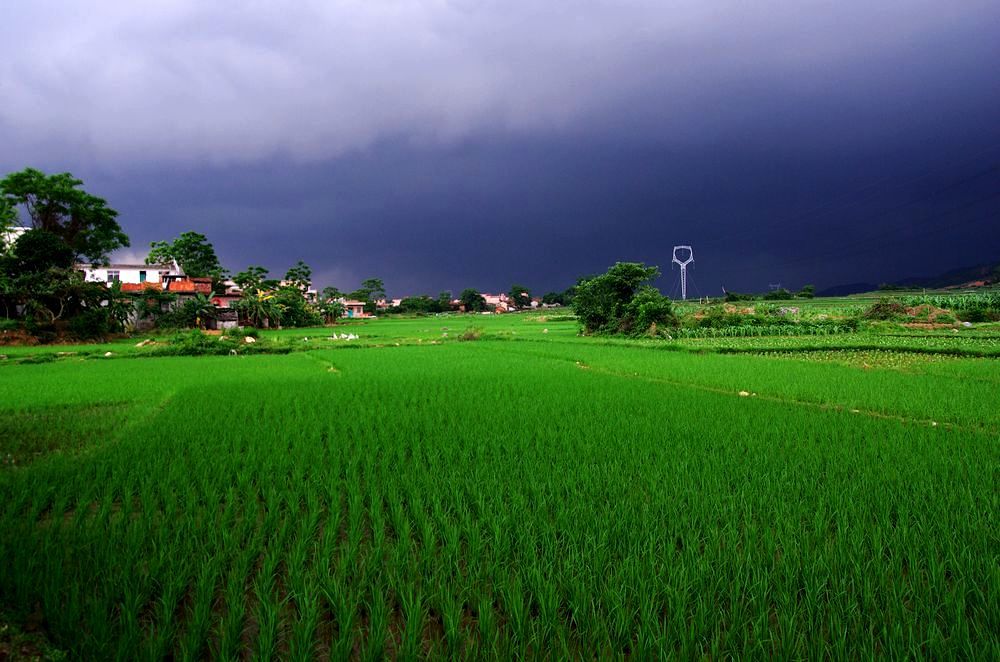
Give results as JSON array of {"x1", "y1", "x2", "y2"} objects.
[{"x1": 1, "y1": 315, "x2": 998, "y2": 659}]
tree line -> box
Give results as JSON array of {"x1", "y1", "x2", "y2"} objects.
[{"x1": 1, "y1": 168, "x2": 576, "y2": 340}]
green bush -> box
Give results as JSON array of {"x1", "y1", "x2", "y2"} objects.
[
  {"x1": 621, "y1": 286, "x2": 676, "y2": 336},
  {"x1": 67, "y1": 308, "x2": 113, "y2": 340}
]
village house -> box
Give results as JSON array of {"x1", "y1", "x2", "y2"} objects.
[
  {"x1": 342, "y1": 300, "x2": 369, "y2": 318},
  {"x1": 481, "y1": 292, "x2": 512, "y2": 312},
  {"x1": 79, "y1": 261, "x2": 182, "y2": 285},
  {"x1": 1, "y1": 226, "x2": 28, "y2": 251}
]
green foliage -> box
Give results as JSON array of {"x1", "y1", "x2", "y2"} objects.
[
  {"x1": 147, "y1": 232, "x2": 225, "y2": 280},
  {"x1": 541, "y1": 291, "x2": 565, "y2": 305},
  {"x1": 321, "y1": 285, "x2": 343, "y2": 301},
  {"x1": 796, "y1": 284, "x2": 815, "y2": 298},
  {"x1": 319, "y1": 298, "x2": 345, "y2": 323},
  {"x1": 66, "y1": 307, "x2": 113, "y2": 340},
  {"x1": 233, "y1": 265, "x2": 278, "y2": 292},
  {"x1": 233, "y1": 290, "x2": 283, "y2": 328},
  {"x1": 283, "y1": 260, "x2": 312, "y2": 291},
  {"x1": 10, "y1": 229, "x2": 75, "y2": 273},
  {"x1": 458, "y1": 288, "x2": 487, "y2": 312},
  {"x1": 395, "y1": 295, "x2": 449, "y2": 314},
  {"x1": 573, "y1": 262, "x2": 675, "y2": 336},
  {"x1": 0, "y1": 167, "x2": 129, "y2": 264},
  {"x1": 508, "y1": 284, "x2": 531, "y2": 309},
  {"x1": 763, "y1": 288, "x2": 793, "y2": 300},
  {"x1": 0, "y1": 198, "x2": 16, "y2": 237},
  {"x1": 724, "y1": 291, "x2": 755, "y2": 302},
  {"x1": 273, "y1": 287, "x2": 322, "y2": 328},
  {"x1": 361, "y1": 277, "x2": 385, "y2": 301},
  {"x1": 621, "y1": 286, "x2": 677, "y2": 336}
]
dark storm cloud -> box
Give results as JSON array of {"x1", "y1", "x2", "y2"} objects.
[{"x1": 2, "y1": 1, "x2": 999, "y2": 294}]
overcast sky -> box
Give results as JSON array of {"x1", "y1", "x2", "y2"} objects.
[{"x1": 2, "y1": 1, "x2": 999, "y2": 295}]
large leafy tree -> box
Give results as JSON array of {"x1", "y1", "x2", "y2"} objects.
[
  {"x1": 284, "y1": 260, "x2": 312, "y2": 291},
  {"x1": 508, "y1": 283, "x2": 531, "y2": 309},
  {"x1": 459, "y1": 288, "x2": 487, "y2": 313},
  {"x1": 573, "y1": 262, "x2": 675, "y2": 336},
  {"x1": 361, "y1": 277, "x2": 385, "y2": 301},
  {"x1": 0, "y1": 168, "x2": 129, "y2": 264},
  {"x1": 233, "y1": 265, "x2": 279, "y2": 292},
  {"x1": 6, "y1": 230, "x2": 106, "y2": 325},
  {"x1": 147, "y1": 231, "x2": 224, "y2": 279},
  {"x1": 348, "y1": 277, "x2": 386, "y2": 315},
  {"x1": 321, "y1": 285, "x2": 343, "y2": 301}
]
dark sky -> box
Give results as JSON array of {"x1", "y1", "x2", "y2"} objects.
[{"x1": 2, "y1": 2, "x2": 999, "y2": 296}]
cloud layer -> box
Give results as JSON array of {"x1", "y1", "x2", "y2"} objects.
[
  {"x1": 4, "y1": 1, "x2": 995, "y2": 164},
  {"x1": 2, "y1": 1, "x2": 998, "y2": 294}
]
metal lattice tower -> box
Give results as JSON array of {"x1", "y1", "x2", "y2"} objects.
[{"x1": 672, "y1": 245, "x2": 694, "y2": 300}]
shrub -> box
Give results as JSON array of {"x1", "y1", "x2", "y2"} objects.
[
  {"x1": 67, "y1": 308, "x2": 113, "y2": 340},
  {"x1": 574, "y1": 262, "x2": 675, "y2": 336},
  {"x1": 458, "y1": 327, "x2": 483, "y2": 341},
  {"x1": 620, "y1": 286, "x2": 676, "y2": 336}
]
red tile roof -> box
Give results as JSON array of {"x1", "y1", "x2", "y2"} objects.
[{"x1": 120, "y1": 282, "x2": 162, "y2": 293}]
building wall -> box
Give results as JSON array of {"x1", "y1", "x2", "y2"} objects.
[{"x1": 82, "y1": 265, "x2": 179, "y2": 285}]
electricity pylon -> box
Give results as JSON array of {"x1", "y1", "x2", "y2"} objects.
[{"x1": 672, "y1": 245, "x2": 694, "y2": 300}]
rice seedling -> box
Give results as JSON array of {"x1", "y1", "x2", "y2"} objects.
[{"x1": 0, "y1": 318, "x2": 996, "y2": 658}]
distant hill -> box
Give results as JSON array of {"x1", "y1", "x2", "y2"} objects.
[
  {"x1": 817, "y1": 282, "x2": 877, "y2": 297},
  {"x1": 892, "y1": 262, "x2": 999, "y2": 289},
  {"x1": 818, "y1": 261, "x2": 999, "y2": 297}
]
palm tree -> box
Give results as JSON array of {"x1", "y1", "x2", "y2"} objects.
[{"x1": 234, "y1": 289, "x2": 283, "y2": 328}]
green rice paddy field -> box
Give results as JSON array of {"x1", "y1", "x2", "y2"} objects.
[{"x1": 1, "y1": 315, "x2": 998, "y2": 659}]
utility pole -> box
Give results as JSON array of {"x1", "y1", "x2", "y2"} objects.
[{"x1": 672, "y1": 246, "x2": 694, "y2": 300}]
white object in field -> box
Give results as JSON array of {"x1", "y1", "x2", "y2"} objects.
[{"x1": 672, "y1": 245, "x2": 694, "y2": 300}]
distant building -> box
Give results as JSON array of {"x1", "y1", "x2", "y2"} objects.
[
  {"x1": 342, "y1": 300, "x2": 369, "y2": 318},
  {"x1": 80, "y1": 261, "x2": 182, "y2": 285},
  {"x1": 481, "y1": 292, "x2": 512, "y2": 312}
]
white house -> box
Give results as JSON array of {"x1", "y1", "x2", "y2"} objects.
[
  {"x1": 1, "y1": 226, "x2": 28, "y2": 252},
  {"x1": 79, "y1": 261, "x2": 182, "y2": 286}
]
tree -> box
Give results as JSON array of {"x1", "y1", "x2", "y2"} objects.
[
  {"x1": 508, "y1": 284, "x2": 531, "y2": 309},
  {"x1": 234, "y1": 290, "x2": 283, "y2": 328},
  {"x1": 179, "y1": 293, "x2": 217, "y2": 329},
  {"x1": 319, "y1": 298, "x2": 345, "y2": 323},
  {"x1": 284, "y1": 260, "x2": 312, "y2": 291},
  {"x1": 10, "y1": 229, "x2": 75, "y2": 274},
  {"x1": 361, "y1": 278, "x2": 386, "y2": 301},
  {"x1": 796, "y1": 284, "x2": 816, "y2": 299},
  {"x1": 437, "y1": 291, "x2": 453, "y2": 310},
  {"x1": 321, "y1": 286, "x2": 343, "y2": 301},
  {"x1": 147, "y1": 232, "x2": 224, "y2": 280},
  {"x1": 273, "y1": 285, "x2": 323, "y2": 327},
  {"x1": 459, "y1": 288, "x2": 487, "y2": 313},
  {"x1": 541, "y1": 291, "x2": 564, "y2": 305},
  {"x1": 348, "y1": 278, "x2": 385, "y2": 315},
  {"x1": 234, "y1": 265, "x2": 278, "y2": 292},
  {"x1": 573, "y1": 262, "x2": 675, "y2": 335},
  {"x1": 0, "y1": 198, "x2": 15, "y2": 241},
  {"x1": 0, "y1": 168, "x2": 129, "y2": 263}
]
